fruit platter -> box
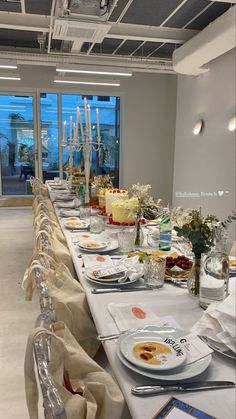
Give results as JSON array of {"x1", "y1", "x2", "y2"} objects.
[{"x1": 165, "y1": 255, "x2": 193, "y2": 279}]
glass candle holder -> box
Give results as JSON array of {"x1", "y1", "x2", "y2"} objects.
[
  {"x1": 80, "y1": 206, "x2": 91, "y2": 220},
  {"x1": 90, "y1": 216, "x2": 104, "y2": 234},
  {"x1": 117, "y1": 230, "x2": 135, "y2": 253},
  {"x1": 143, "y1": 256, "x2": 166, "y2": 289}
]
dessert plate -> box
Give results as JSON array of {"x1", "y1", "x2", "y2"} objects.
[
  {"x1": 77, "y1": 240, "x2": 119, "y2": 253},
  {"x1": 78, "y1": 240, "x2": 108, "y2": 250},
  {"x1": 64, "y1": 219, "x2": 89, "y2": 230},
  {"x1": 85, "y1": 266, "x2": 126, "y2": 282},
  {"x1": 85, "y1": 275, "x2": 139, "y2": 287},
  {"x1": 120, "y1": 329, "x2": 186, "y2": 371},
  {"x1": 117, "y1": 326, "x2": 212, "y2": 381}
]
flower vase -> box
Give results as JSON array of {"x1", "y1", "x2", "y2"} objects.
[
  {"x1": 187, "y1": 256, "x2": 201, "y2": 296},
  {"x1": 134, "y1": 217, "x2": 144, "y2": 247}
]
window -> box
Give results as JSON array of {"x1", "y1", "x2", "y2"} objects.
[
  {"x1": 61, "y1": 94, "x2": 120, "y2": 186},
  {"x1": 97, "y1": 96, "x2": 110, "y2": 102}
]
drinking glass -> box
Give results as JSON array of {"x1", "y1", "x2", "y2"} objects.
[
  {"x1": 117, "y1": 230, "x2": 135, "y2": 253},
  {"x1": 90, "y1": 216, "x2": 104, "y2": 234},
  {"x1": 143, "y1": 257, "x2": 166, "y2": 288},
  {"x1": 80, "y1": 206, "x2": 91, "y2": 220}
]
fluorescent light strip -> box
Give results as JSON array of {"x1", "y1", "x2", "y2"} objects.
[
  {"x1": 54, "y1": 79, "x2": 120, "y2": 86},
  {"x1": 0, "y1": 76, "x2": 21, "y2": 80},
  {"x1": 0, "y1": 64, "x2": 17, "y2": 69},
  {"x1": 56, "y1": 68, "x2": 132, "y2": 77}
]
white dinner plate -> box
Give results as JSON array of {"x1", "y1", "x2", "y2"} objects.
[
  {"x1": 77, "y1": 240, "x2": 119, "y2": 253},
  {"x1": 78, "y1": 240, "x2": 108, "y2": 250},
  {"x1": 85, "y1": 266, "x2": 127, "y2": 282},
  {"x1": 85, "y1": 275, "x2": 139, "y2": 287},
  {"x1": 120, "y1": 329, "x2": 186, "y2": 371},
  {"x1": 64, "y1": 219, "x2": 89, "y2": 230},
  {"x1": 60, "y1": 209, "x2": 81, "y2": 217},
  {"x1": 117, "y1": 326, "x2": 212, "y2": 381},
  {"x1": 56, "y1": 194, "x2": 74, "y2": 201}
]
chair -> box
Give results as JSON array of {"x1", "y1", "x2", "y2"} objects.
[{"x1": 30, "y1": 265, "x2": 67, "y2": 419}]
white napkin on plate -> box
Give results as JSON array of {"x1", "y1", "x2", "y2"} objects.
[
  {"x1": 114, "y1": 255, "x2": 144, "y2": 282},
  {"x1": 83, "y1": 254, "x2": 113, "y2": 268},
  {"x1": 191, "y1": 291, "x2": 236, "y2": 353},
  {"x1": 108, "y1": 302, "x2": 162, "y2": 331}
]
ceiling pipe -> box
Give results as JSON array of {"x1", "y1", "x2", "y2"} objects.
[{"x1": 172, "y1": 6, "x2": 236, "y2": 76}]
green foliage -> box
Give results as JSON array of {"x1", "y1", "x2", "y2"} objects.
[{"x1": 174, "y1": 210, "x2": 218, "y2": 258}]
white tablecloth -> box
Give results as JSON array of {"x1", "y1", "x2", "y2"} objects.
[{"x1": 50, "y1": 191, "x2": 236, "y2": 419}]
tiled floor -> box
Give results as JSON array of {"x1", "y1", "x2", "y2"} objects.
[{"x1": 0, "y1": 207, "x2": 40, "y2": 419}]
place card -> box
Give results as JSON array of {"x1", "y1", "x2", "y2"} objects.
[
  {"x1": 153, "y1": 397, "x2": 217, "y2": 419},
  {"x1": 178, "y1": 333, "x2": 213, "y2": 365}
]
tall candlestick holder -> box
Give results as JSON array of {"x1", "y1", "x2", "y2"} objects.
[{"x1": 61, "y1": 102, "x2": 104, "y2": 204}]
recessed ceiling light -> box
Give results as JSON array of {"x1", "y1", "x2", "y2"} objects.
[
  {"x1": 56, "y1": 65, "x2": 132, "y2": 77},
  {"x1": 54, "y1": 79, "x2": 120, "y2": 86},
  {"x1": 193, "y1": 120, "x2": 204, "y2": 135},
  {"x1": 228, "y1": 115, "x2": 236, "y2": 132}
]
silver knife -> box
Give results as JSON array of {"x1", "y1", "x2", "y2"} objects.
[
  {"x1": 131, "y1": 381, "x2": 235, "y2": 396},
  {"x1": 91, "y1": 287, "x2": 153, "y2": 294}
]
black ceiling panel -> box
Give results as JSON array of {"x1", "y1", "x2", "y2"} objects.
[
  {"x1": 115, "y1": 40, "x2": 143, "y2": 55},
  {"x1": 0, "y1": 29, "x2": 39, "y2": 48},
  {"x1": 0, "y1": 1, "x2": 21, "y2": 13},
  {"x1": 163, "y1": 0, "x2": 212, "y2": 29},
  {"x1": 80, "y1": 42, "x2": 91, "y2": 53},
  {"x1": 186, "y1": 2, "x2": 231, "y2": 30},
  {"x1": 121, "y1": 0, "x2": 184, "y2": 26},
  {"x1": 133, "y1": 41, "x2": 163, "y2": 57},
  {"x1": 151, "y1": 43, "x2": 178, "y2": 59},
  {"x1": 91, "y1": 38, "x2": 124, "y2": 54},
  {"x1": 25, "y1": 0, "x2": 52, "y2": 15},
  {"x1": 108, "y1": 0, "x2": 130, "y2": 22}
]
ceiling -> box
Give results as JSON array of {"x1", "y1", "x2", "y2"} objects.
[{"x1": 0, "y1": 0, "x2": 234, "y2": 73}]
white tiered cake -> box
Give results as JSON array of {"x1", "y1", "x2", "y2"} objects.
[
  {"x1": 105, "y1": 189, "x2": 128, "y2": 214},
  {"x1": 111, "y1": 197, "x2": 139, "y2": 224}
]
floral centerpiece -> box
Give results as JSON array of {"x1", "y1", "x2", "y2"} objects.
[
  {"x1": 174, "y1": 209, "x2": 228, "y2": 295},
  {"x1": 129, "y1": 183, "x2": 162, "y2": 246}
]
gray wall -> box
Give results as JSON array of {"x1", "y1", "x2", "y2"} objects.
[
  {"x1": 0, "y1": 68, "x2": 177, "y2": 203},
  {"x1": 173, "y1": 49, "x2": 235, "y2": 229}
]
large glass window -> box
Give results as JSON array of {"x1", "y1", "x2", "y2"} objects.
[
  {"x1": 0, "y1": 95, "x2": 35, "y2": 195},
  {"x1": 40, "y1": 93, "x2": 59, "y2": 181},
  {"x1": 0, "y1": 92, "x2": 120, "y2": 196},
  {"x1": 61, "y1": 94, "x2": 120, "y2": 186}
]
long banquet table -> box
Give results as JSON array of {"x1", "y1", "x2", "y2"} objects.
[{"x1": 49, "y1": 189, "x2": 235, "y2": 419}]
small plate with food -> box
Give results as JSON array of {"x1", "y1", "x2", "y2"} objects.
[
  {"x1": 119, "y1": 326, "x2": 186, "y2": 371},
  {"x1": 64, "y1": 218, "x2": 89, "y2": 230}
]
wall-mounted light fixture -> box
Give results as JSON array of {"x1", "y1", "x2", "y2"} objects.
[
  {"x1": 56, "y1": 64, "x2": 132, "y2": 77},
  {"x1": 54, "y1": 77, "x2": 120, "y2": 86},
  {"x1": 193, "y1": 119, "x2": 204, "y2": 135},
  {"x1": 228, "y1": 115, "x2": 236, "y2": 132}
]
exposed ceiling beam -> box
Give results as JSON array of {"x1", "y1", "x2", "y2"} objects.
[
  {"x1": 160, "y1": 0, "x2": 190, "y2": 27},
  {"x1": 106, "y1": 23, "x2": 199, "y2": 44},
  {"x1": 20, "y1": 0, "x2": 26, "y2": 14},
  {"x1": 0, "y1": 12, "x2": 51, "y2": 32},
  {"x1": 116, "y1": 0, "x2": 134, "y2": 23},
  {"x1": 0, "y1": 50, "x2": 174, "y2": 73}
]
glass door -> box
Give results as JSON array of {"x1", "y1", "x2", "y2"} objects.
[{"x1": 0, "y1": 94, "x2": 37, "y2": 195}]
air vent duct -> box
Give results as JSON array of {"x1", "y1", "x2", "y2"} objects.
[{"x1": 53, "y1": 18, "x2": 111, "y2": 42}]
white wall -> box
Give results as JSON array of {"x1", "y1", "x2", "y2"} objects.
[
  {"x1": 0, "y1": 68, "x2": 177, "y2": 203},
  {"x1": 173, "y1": 49, "x2": 236, "y2": 230}
]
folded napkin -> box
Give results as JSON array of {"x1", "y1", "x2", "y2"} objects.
[
  {"x1": 114, "y1": 255, "x2": 144, "y2": 282},
  {"x1": 108, "y1": 302, "x2": 162, "y2": 331},
  {"x1": 83, "y1": 254, "x2": 113, "y2": 268},
  {"x1": 191, "y1": 291, "x2": 236, "y2": 353},
  {"x1": 56, "y1": 200, "x2": 76, "y2": 209}
]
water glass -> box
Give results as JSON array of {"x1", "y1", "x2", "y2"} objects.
[
  {"x1": 117, "y1": 230, "x2": 135, "y2": 253},
  {"x1": 90, "y1": 216, "x2": 104, "y2": 234},
  {"x1": 80, "y1": 206, "x2": 91, "y2": 220},
  {"x1": 143, "y1": 257, "x2": 166, "y2": 288}
]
